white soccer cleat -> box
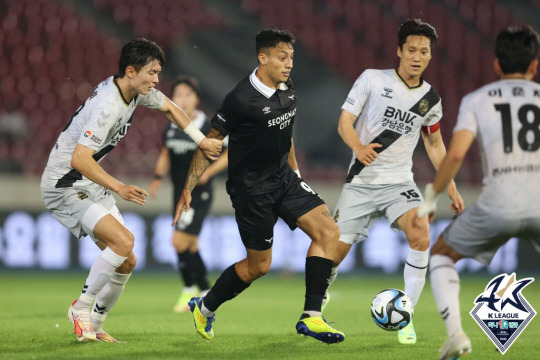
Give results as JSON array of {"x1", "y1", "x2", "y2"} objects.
[
  {"x1": 96, "y1": 329, "x2": 124, "y2": 343},
  {"x1": 67, "y1": 300, "x2": 96, "y2": 342},
  {"x1": 439, "y1": 332, "x2": 472, "y2": 360}
]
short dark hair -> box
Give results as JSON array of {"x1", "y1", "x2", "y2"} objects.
[
  {"x1": 495, "y1": 25, "x2": 540, "y2": 74},
  {"x1": 255, "y1": 28, "x2": 295, "y2": 55},
  {"x1": 170, "y1": 75, "x2": 200, "y2": 97},
  {"x1": 398, "y1": 18, "x2": 438, "y2": 51},
  {"x1": 117, "y1": 38, "x2": 165, "y2": 77}
]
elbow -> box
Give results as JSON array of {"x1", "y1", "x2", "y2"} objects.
[{"x1": 71, "y1": 154, "x2": 82, "y2": 171}]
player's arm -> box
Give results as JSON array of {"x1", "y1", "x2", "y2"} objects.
[
  {"x1": 71, "y1": 144, "x2": 147, "y2": 205},
  {"x1": 287, "y1": 139, "x2": 301, "y2": 177},
  {"x1": 198, "y1": 147, "x2": 229, "y2": 185},
  {"x1": 421, "y1": 129, "x2": 464, "y2": 214},
  {"x1": 337, "y1": 109, "x2": 382, "y2": 166},
  {"x1": 159, "y1": 97, "x2": 222, "y2": 160},
  {"x1": 149, "y1": 148, "x2": 170, "y2": 198},
  {"x1": 173, "y1": 127, "x2": 225, "y2": 226}
]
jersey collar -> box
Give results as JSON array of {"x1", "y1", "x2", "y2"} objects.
[
  {"x1": 394, "y1": 69, "x2": 424, "y2": 90},
  {"x1": 249, "y1": 68, "x2": 288, "y2": 98}
]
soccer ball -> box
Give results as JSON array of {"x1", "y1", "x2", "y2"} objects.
[{"x1": 370, "y1": 288, "x2": 414, "y2": 331}]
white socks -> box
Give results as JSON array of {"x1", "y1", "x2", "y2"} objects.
[
  {"x1": 403, "y1": 248, "x2": 429, "y2": 306},
  {"x1": 430, "y1": 254, "x2": 463, "y2": 337},
  {"x1": 75, "y1": 247, "x2": 127, "y2": 310},
  {"x1": 91, "y1": 272, "x2": 131, "y2": 332}
]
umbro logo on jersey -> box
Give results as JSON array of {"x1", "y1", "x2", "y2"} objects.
[
  {"x1": 262, "y1": 107, "x2": 271, "y2": 114},
  {"x1": 381, "y1": 87, "x2": 393, "y2": 98}
]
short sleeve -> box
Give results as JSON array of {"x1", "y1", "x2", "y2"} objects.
[
  {"x1": 138, "y1": 88, "x2": 165, "y2": 109},
  {"x1": 453, "y1": 93, "x2": 478, "y2": 136},
  {"x1": 423, "y1": 100, "x2": 443, "y2": 127},
  {"x1": 211, "y1": 93, "x2": 236, "y2": 137},
  {"x1": 341, "y1": 70, "x2": 371, "y2": 117},
  {"x1": 77, "y1": 106, "x2": 117, "y2": 150}
]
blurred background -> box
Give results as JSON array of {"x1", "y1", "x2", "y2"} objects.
[{"x1": 1, "y1": 0, "x2": 539, "y2": 274}]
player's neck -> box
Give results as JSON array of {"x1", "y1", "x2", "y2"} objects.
[
  {"x1": 256, "y1": 68, "x2": 280, "y2": 89},
  {"x1": 396, "y1": 67, "x2": 422, "y2": 88},
  {"x1": 500, "y1": 73, "x2": 532, "y2": 81},
  {"x1": 114, "y1": 77, "x2": 137, "y2": 104}
]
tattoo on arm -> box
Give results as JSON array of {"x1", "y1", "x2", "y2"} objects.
[{"x1": 185, "y1": 150, "x2": 210, "y2": 191}]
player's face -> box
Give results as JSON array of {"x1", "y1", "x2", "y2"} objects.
[
  {"x1": 397, "y1": 35, "x2": 432, "y2": 84},
  {"x1": 133, "y1": 59, "x2": 161, "y2": 95},
  {"x1": 261, "y1": 42, "x2": 294, "y2": 87},
  {"x1": 172, "y1": 84, "x2": 199, "y2": 114}
]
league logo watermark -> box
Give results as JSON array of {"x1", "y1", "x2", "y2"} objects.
[{"x1": 470, "y1": 273, "x2": 536, "y2": 354}]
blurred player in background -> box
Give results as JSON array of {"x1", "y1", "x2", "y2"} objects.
[
  {"x1": 40, "y1": 38, "x2": 222, "y2": 342},
  {"x1": 416, "y1": 25, "x2": 540, "y2": 360},
  {"x1": 149, "y1": 75, "x2": 228, "y2": 313},
  {"x1": 174, "y1": 28, "x2": 345, "y2": 344},
  {"x1": 324, "y1": 18, "x2": 463, "y2": 344}
]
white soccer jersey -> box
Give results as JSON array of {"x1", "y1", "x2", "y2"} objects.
[
  {"x1": 41, "y1": 76, "x2": 165, "y2": 189},
  {"x1": 342, "y1": 69, "x2": 442, "y2": 184},
  {"x1": 454, "y1": 78, "x2": 540, "y2": 218}
]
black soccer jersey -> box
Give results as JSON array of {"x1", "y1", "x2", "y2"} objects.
[
  {"x1": 162, "y1": 110, "x2": 212, "y2": 204},
  {"x1": 211, "y1": 69, "x2": 297, "y2": 195}
]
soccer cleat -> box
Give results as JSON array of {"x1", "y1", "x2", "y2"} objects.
[
  {"x1": 174, "y1": 287, "x2": 199, "y2": 313},
  {"x1": 438, "y1": 332, "x2": 472, "y2": 360},
  {"x1": 296, "y1": 314, "x2": 345, "y2": 344},
  {"x1": 95, "y1": 329, "x2": 123, "y2": 343},
  {"x1": 398, "y1": 320, "x2": 417, "y2": 344},
  {"x1": 188, "y1": 297, "x2": 215, "y2": 340},
  {"x1": 67, "y1": 300, "x2": 96, "y2": 342},
  {"x1": 321, "y1": 291, "x2": 331, "y2": 314}
]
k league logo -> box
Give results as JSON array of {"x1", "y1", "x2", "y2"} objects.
[{"x1": 470, "y1": 273, "x2": 536, "y2": 354}]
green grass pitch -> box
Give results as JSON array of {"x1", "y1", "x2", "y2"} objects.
[{"x1": 1, "y1": 270, "x2": 539, "y2": 359}]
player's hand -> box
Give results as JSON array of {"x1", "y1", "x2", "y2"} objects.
[
  {"x1": 199, "y1": 138, "x2": 222, "y2": 161},
  {"x1": 172, "y1": 189, "x2": 192, "y2": 227},
  {"x1": 149, "y1": 178, "x2": 161, "y2": 198},
  {"x1": 117, "y1": 184, "x2": 148, "y2": 205},
  {"x1": 354, "y1": 143, "x2": 382, "y2": 166},
  {"x1": 447, "y1": 181, "x2": 464, "y2": 215}
]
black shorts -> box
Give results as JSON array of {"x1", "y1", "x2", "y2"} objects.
[
  {"x1": 230, "y1": 171, "x2": 325, "y2": 250},
  {"x1": 174, "y1": 188, "x2": 212, "y2": 235}
]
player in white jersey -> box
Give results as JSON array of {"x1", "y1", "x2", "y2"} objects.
[
  {"x1": 416, "y1": 25, "x2": 540, "y2": 360},
  {"x1": 323, "y1": 19, "x2": 464, "y2": 345},
  {"x1": 40, "y1": 38, "x2": 222, "y2": 342}
]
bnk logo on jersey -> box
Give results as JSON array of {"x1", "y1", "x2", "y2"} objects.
[{"x1": 470, "y1": 273, "x2": 536, "y2": 354}]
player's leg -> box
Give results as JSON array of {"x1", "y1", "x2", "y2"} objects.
[
  {"x1": 294, "y1": 204, "x2": 345, "y2": 343},
  {"x1": 188, "y1": 192, "x2": 275, "y2": 340},
  {"x1": 172, "y1": 230, "x2": 200, "y2": 312}
]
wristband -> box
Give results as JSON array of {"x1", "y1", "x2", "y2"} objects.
[
  {"x1": 417, "y1": 183, "x2": 441, "y2": 217},
  {"x1": 183, "y1": 122, "x2": 205, "y2": 145}
]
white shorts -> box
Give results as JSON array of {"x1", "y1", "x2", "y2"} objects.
[
  {"x1": 40, "y1": 183, "x2": 124, "y2": 241},
  {"x1": 333, "y1": 181, "x2": 423, "y2": 245},
  {"x1": 442, "y1": 202, "x2": 540, "y2": 265}
]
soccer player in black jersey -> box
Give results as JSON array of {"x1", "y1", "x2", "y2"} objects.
[
  {"x1": 173, "y1": 28, "x2": 345, "y2": 343},
  {"x1": 149, "y1": 76, "x2": 228, "y2": 313}
]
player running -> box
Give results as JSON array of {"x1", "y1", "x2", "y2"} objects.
[
  {"x1": 174, "y1": 28, "x2": 345, "y2": 344},
  {"x1": 323, "y1": 18, "x2": 463, "y2": 345},
  {"x1": 416, "y1": 25, "x2": 540, "y2": 360},
  {"x1": 40, "y1": 38, "x2": 221, "y2": 342}
]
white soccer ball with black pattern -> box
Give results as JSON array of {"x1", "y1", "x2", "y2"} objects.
[{"x1": 370, "y1": 288, "x2": 414, "y2": 331}]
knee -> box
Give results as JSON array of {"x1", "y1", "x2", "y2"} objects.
[
  {"x1": 117, "y1": 252, "x2": 137, "y2": 273},
  {"x1": 407, "y1": 228, "x2": 430, "y2": 251},
  {"x1": 247, "y1": 261, "x2": 271, "y2": 280},
  {"x1": 313, "y1": 222, "x2": 340, "y2": 244},
  {"x1": 118, "y1": 229, "x2": 135, "y2": 254}
]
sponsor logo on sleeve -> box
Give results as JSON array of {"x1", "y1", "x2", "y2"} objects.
[{"x1": 470, "y1": 273, "x2": 536, "y2": 355}]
